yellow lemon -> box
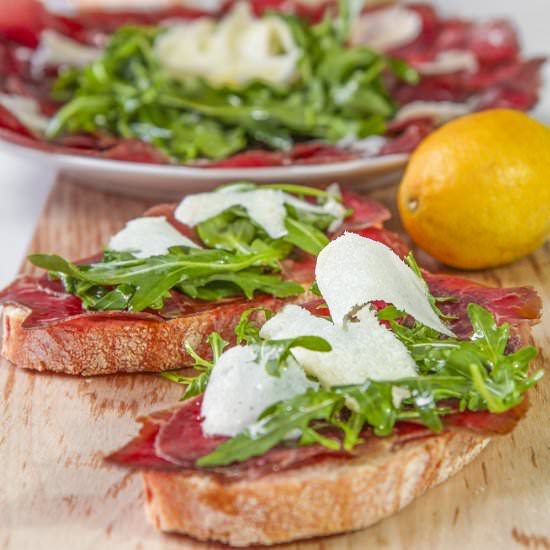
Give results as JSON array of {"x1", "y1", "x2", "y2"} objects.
[{"x1": 398, "y1": 109, "x2": 550, "y2": 270}]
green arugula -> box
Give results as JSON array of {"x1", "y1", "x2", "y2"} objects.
[
  {"x1": 235, "y1": 307, "x2": 275, "y2": 345},
  {"x1": 405, "y1": 252, "x2": 458, "y2": 321},
  {"x1": 195, "y1": 183, "x2": 340, "y2": 258},
  {"x1": 161, "y1": 332, "x2": 228, "y2": 400},
  {"x1": 197, "y1": 303, "x2": 541, "y2": 467},
  {"x1": 29, "y1": 246, "x2": 304, "y2": 312},
  {"x1": 253, "y1": 335, "x2": 332, "y2": 377},
  {"x1": 46, "y1": 1, "x2": 418, "y2": 162}
]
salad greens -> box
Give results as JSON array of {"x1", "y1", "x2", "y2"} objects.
[
  {"x1": 46, "y1": 0, "x2": 418, "y2": 162},
  {"x1": 196, "y1": 182, "x2": 342, "y2": 257},
  {"x1": 28, "y1": 183, "x2": 343, "y2": 311},
  {"x1": 162, "y1": 332, "x2": 229, "y2": 400},
  {"x1": 197, "y1": 303, "x2": 541, "y2": 467},
  {"x1": 29, "y1": 246, "x2": 304, "y2": 312}
]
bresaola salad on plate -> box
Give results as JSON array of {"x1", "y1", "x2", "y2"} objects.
[
  {"x1": 108, "y1": 232, "x2": 543, "y2": 473},
  {"x1": 0, "y1": 0, "x2": 545, "y2": 167}
]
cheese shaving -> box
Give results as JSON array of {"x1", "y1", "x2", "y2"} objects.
[
  {"x1": 108, "y1": 216, "x2": 200, "y2": 258},
  {"x1": 174, "y1": 187, "x2": 346, "y2": 239},
  {"x1": 154, "y1": 2, "x2": 300, "y2": 87},
  {"x1": 0, "y1": 94, "x2": 50, "y2": 134},
  {"x1": 351, "y1": 6, "x2": 422, "y2": 51},
  {"x1": 260, "y1": 304, "x2": 417, "y2": 387},
  {"x1": 394, "y1": 100, "x2": 474, "y2": 126},
  {"x1": 31, "y1": 30, "x2": 102, "y2": 72},
  {"x1": 315, "y1": 233, "x2": 454, "y2": 336},
  {"x1": 201, "y1": 346, "x2": 318, "y2": 437},
  {"x1": 416, "y1": 50, "x2": 478, "y2": 75}
]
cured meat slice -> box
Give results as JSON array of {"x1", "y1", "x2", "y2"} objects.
[
  {"x1": 380, "y1": 119, "x2": 434, "y2": 155},
  {"x1": 107, "y1": 392, "x2": 526, "y2": 479},
  {"x1": 426, "y1": 272, "x2": 542, "y2": 338},
  {"x1": 155, "y1": 397, "x2": 225, "y2": 466}
]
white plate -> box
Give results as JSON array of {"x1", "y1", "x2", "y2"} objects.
[{"x1": 0, "y1": 138, "x2": 408, "y2": 200}]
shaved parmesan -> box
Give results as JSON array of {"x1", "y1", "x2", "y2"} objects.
[
  {"x1": 416, "y1": 50, "x2": 478, "y2": 75},
  {"x1": 31, "y1": 30, "x2": 101, "y2": 72},
  {"x1": 394, "y1": 100, "x2": 474, "y2": 125},
  {"x1": 155, "y1": 2, "x2": 300, "y2": 87},
  {"x1": 108, "y1": 216, "x2": 200, "y2": 258},
  {"x1": 344, "y1": 135, "x2": 387, "y2": 156},
  {"x1": 316, "y1": 233, "x2": 454, "y2": 336},
  {"x1": 260, "y1": 305, "x2": 417, "y2": 387},
  {"x1": 0, "y1": 94, "x2": 49, "y2": 133},
  {"x1": 201, "y1": 346, "x2": 318, "y2": 437},
  {"x1": 351, "y1": 6, "x2": 422, "y2": 51},
  {"x1": 175, "y1": 187, "x2": 346, "y2": 239}
]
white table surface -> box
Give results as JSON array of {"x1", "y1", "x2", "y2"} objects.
[{"x1": 0, "y1": 0, "x2": 548, "y2": 288}]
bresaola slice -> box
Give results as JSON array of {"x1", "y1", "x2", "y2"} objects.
[
  {"x1": 426, "y1": 272, "x2": 542, "y2": 339},
  {"x1": 106, "y1": 393, "x2": 528, "y2": 479},
  {"x1": 154, "y1": 398, "x2": 225, "y2": 466}
]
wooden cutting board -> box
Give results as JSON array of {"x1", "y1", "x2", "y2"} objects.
[{"x1": 1, "y1": 178, "x2": 549, "y2": 550}]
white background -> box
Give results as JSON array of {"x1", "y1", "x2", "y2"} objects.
[{"x1": 0, "y1": 0, "x2": 548, "y2": 287}]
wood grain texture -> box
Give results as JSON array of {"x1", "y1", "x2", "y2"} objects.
[{"x1": 1, "y1": 177, "x2": 549, "y2": 550}]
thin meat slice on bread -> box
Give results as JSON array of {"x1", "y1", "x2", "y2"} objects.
[{"x1": 0, "y1": 189, "x2": 397, "y2": 375}]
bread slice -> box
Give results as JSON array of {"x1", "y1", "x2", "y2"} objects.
[
  {"x1": 1, "y1": 295, "x2": 305, "y2": 376},
  {"x1": 141, "y1": 430, "x2": 488, "y2": 546}
]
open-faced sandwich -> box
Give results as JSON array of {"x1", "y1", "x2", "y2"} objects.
[
  {"x1": 0, "y1": 182, "x2": 407, "y2": 375},
  {"x1": 108, "y1": 232, "x2": 542, "y2": 546},
  {"x1": 0, "y1": 0, "x2": 544, "y2": 167}
]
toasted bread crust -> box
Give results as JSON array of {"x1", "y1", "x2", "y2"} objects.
[
  {"x1": 142, "y1": 431, "x2": 489, "y2": 546},
  {"x1": 1, "y1": 298, "x2": 299, "y2": 375}
]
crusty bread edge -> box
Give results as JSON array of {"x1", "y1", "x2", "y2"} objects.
[
  {"x1": 1, "y1": 303, "x2": 222, "y2": 375},
  {"x1": 141, "y1": 430, "x2": 489, "y2": 547},
  {"x1": 1, "y1": 295, "x2": 309, "y2": 375}
]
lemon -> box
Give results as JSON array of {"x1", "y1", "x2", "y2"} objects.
[{"x1": 398, "y1": 109, "x2": 550, "y2": 270}]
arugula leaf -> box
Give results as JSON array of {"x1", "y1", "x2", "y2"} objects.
[
  {"x1": 283, "y1": 217, "x2": 329, "y2": 255},
  {"x1": 197, "y1": 388, "x2": 340, "y2": 467},
  {"x1": 29, "y1": 245, "x2": 304, "y2": 312},
  {"x1": 252, "y1": 335, "x2": 332, "y2": 377},
  {"x1": 235, "y1": 307, "x2": 275, "y2": 345},
  {"x1": 178, "y1": 271, "x2": 304, "y2": 301},
  {"x1": 161, "y1": 332, "x2": 228, "y2": 400},
  {"x1": 196, "y1": 211, "x2": 259, "y2": 255}
]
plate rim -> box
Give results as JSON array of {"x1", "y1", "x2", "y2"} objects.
[{"x1": 0, "y1": 136, "x2": 409, "y2": 180}]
